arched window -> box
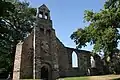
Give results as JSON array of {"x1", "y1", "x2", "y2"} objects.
[
  {"x1": 91, "y1": 56, "x2": 96, "y2": 68},
  {"x1": 39, "y1": 14, "x2": 42, "y2": 18},
  {"x1": 72, "y1": 51, "x2": 78, "y2": 68},
  {"x1": 45, "y1": 13, "x2": 48, "y2": 19},
  {"x1": 39, "y1": 11, "x2": 43, "y2": 18}
]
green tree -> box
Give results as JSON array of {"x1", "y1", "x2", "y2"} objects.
[
  {"x1": 71, "y1": 0, "x2": 120, "y2": 72},
  {"x1": 0, "y1": 0, "x2": 15, "y2": 17},
  {"x1": 0, "y1": 0, "x2": 15, "y2": 78},
  {"x1": 0, "y1": 0, "x2": 36, "y2": 78}
]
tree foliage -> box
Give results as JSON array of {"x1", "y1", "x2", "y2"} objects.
[
  {"x1": 71, "y1": 0, "x2": 120, "y2": 62},
  {"x1": 0, "y1": 0, "x2": 36, "y2": 78}
]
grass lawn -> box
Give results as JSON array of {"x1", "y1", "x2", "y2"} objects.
[
  {"x1": 62, "y1": 74, "x2": 120, "y2": 80},
  {"x1": 61, "y1": 76, "x2": 88, "y2": 80},
  {"x1": 20, "y1": 74, "x2": 120, "y2": 80}
]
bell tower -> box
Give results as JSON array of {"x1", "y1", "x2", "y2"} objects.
[
  {"x1": 35, "y1": 4, "x2": 59, "y2": 80},
  {"x1": 36, "y1": 4, "x2": 53, "y2": 31},
  {"x1": 37, "y1": 4, "x2": 50, "y2": 20}
]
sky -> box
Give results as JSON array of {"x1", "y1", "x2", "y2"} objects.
[{"x1": 24, "y1": 0, "x2": 105, "y2": 52}]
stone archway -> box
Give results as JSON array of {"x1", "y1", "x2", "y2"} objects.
[
  {"x1": 41, "y1": 66, "x2": 48, "y2": 80},
  {"x1": 41, "y1": 64, "x2": 51, "y2": 80}
]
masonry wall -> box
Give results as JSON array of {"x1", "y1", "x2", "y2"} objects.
[
  {"x1": 56, "y1": 37, "x2": 91, "y2": 77},
  {"x1": 20, "y1": 33, "x2": 33, "y2": 79},
  {"x1": 13, "y1": 42, "x2": 23, "y2": 80},
  {"x1": 77, "y1": 50, "x2": 91, "y2": 75},
  {"x1": 92, "y1": 54, "x2": 104, "y2": 75},
  {"x1": 56, "y1": 38, "x2": 69, "y2": 77},
  {"x1": 64, "y1": 47, "x2": 91, "y2": 77}
]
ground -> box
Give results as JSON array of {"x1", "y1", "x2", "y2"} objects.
[
  {"x1": 20, "y1": 75, "x2": 120, "y2": 80},
  {"x1": 61, "y1": 74, "x2": 120, "y2": 80}
]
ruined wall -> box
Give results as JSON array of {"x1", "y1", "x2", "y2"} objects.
[
  {"x1": 13, "y1": 4, "x2": 102, "y2": 80},
  {"x1": 13, "y1": 42, "x2": 23, "y2": 80},
  {"x1": 56, "y1": 38, "x2": 91, "y2": 77},
  {"x1": 78, "y1": 50, "x2": 91, "y2": 75},
  {"x1": 93, "y1": 54, "x2": 104, "y2": 75},
  {"x1": 65, "y1": 47, "x2": 91, "y2": 77},
  {"x1": 56, "y1": 38, "x2": 69, "y2": 77},
  {"x1": 20, "y1": 33, "x2": 33, "y2": 79}
]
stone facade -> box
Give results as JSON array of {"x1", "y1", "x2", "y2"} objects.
[
  {"x1": 13, "y1": 4, "x2": 92, "y2": 80},
  {"x1": 90, "y1": 54, "x2": 104, "y2": 75},
  {"x1": 13, "y1": 41, "x2": 23, "y2": 80}
]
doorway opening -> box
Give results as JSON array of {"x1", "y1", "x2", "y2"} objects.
[{"x1": 41, "y1": 66, "x2": 48, "y2": 80}]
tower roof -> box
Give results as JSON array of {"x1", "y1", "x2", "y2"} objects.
[{"x1": 39, "y1": 4, "x2": 50, "y2": 12}]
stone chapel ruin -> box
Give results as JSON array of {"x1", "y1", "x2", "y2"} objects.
[{"x1": 13, "y1": 4, "x2": 103, "y2": 80}]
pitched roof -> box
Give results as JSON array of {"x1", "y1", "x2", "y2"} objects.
[{"x1": 39, "y1": 4, "x2": 50, "y2": 11}]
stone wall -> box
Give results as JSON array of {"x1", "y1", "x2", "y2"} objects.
[
  {"x1": 65, "y1": 47, "x2": 91, "y2": 77},
  {"x1": 93, "y1": 54, "x2": 104, "y2": 75},
  {"x1": 35, "y1": 22, "x2": 59, "y2": 79},
  {"x1": 55, "y1": 39, "x2": 91, "y2": 77},
  {"x1": 13, "y1": 41, "x2": 23, "y2": 80},
  {"x1": 56, "y1": 38, "x2": 69, "y2": 77},
  {"x1": 20, "y1": 33, "x2": 33, "y2": 79}
]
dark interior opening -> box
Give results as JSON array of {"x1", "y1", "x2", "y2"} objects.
[
  {"x1": 41, "y1": 66, "x2": 48, "y2": 80},
  {"x1": 40, "y1": 28, "x2": 44, "y2": 34},
  {"x1": 46, "y1": 29, "x2": 51, "y2": 36}
]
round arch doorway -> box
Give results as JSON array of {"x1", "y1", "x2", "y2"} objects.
[{"x1": 41, "y1": 64, "x2": 51, "y2": 80}]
